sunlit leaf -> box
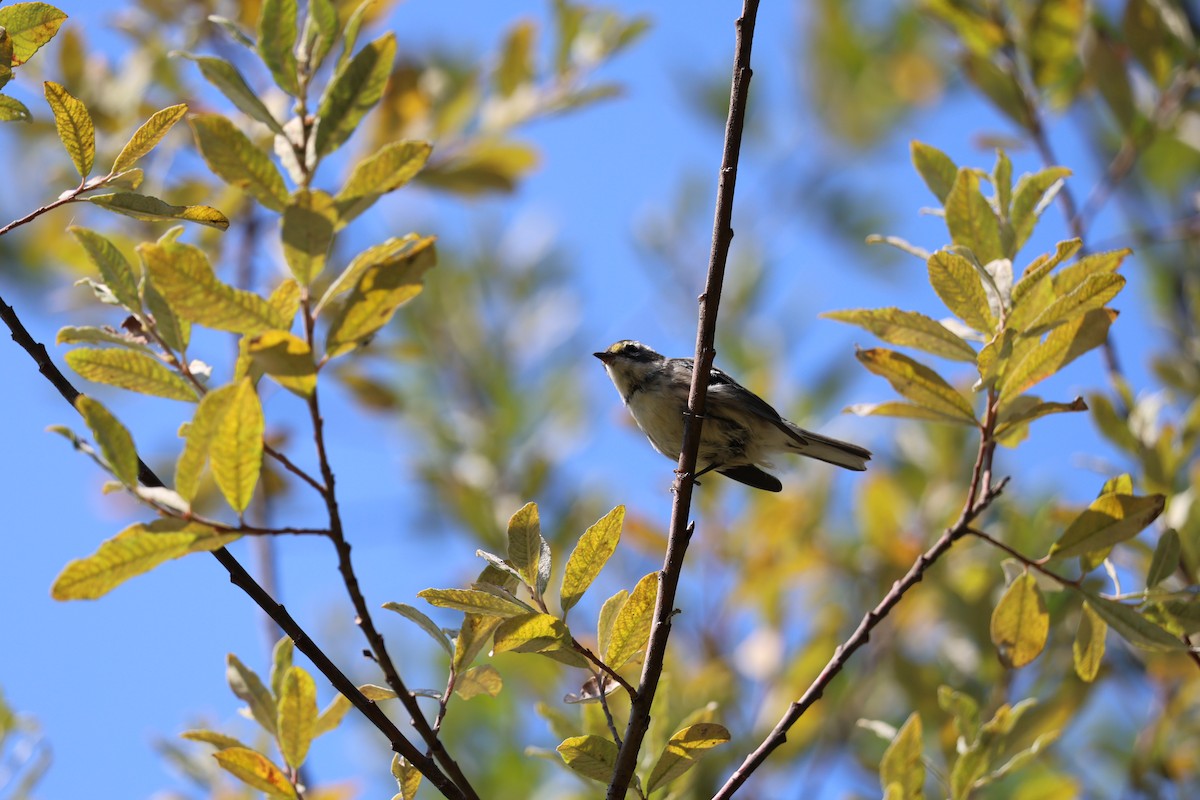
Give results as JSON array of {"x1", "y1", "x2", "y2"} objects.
[
  {"x1": 210, "y1": 378, "x2": 263, "y2": 514},
  {"x1": 213, "y1": 747, "x2": 296, "y2": 798},
  {"x1": 227, "y1": 654, "x2": 278, "y2": 734},
  {"x1": 1073, "y1": 601, "x2": 1105, "y2": 682},
  {"x1": 990, "y1": 572, "x2": 1049, "y2": 668},
  {"x1": 112, "y1": 104, "x2": 188, "y2": 174},
  {"x1": 86, "y1": 192, "x2": 229, "y2": 230},
  {"x1": 247, "y1": 330, "x2": 317, "y2": 397},
  {"x1": 44, "y1": 80, "x2": 93, "y2": 177},
  {"x1": 0, "y1": 94, "x2": 32, "y2": 122},
  {"x1": 418, "y1": 139, "x2": 539, "y2": 194},
  {"x1": 281, "y1": 189, "x2": 336, "y2": 285},
  {"x1": 0, "y1": 3, "x2": 66, "y2": 65},
  {"x1": 175, "y1": 382, "x2": 238, "y2": 503},
  {"x1": 334, "y1": 140, "x2": 432, "y2": 225},
  {"x1": 1146, "y1": 529, "x2": 1181, "y2": 588},
  {"x1": 492, "y1": 613, "x2": 583, "y2": 666},
  {"x1": 178, "y1": 54, "x2": 284, "y2": 135},
  {"x1": 1011, "y1": 167, "x2": 1071, "y2": 252},
  {"x1": 556, "y1": 734, "x2": 618, "y2": 783},
  {"x1": 277, "y1": 667, "x2": 317, "y2": 769},
  {"x1": 314, "y1": 693, "x2": 352, "y2": 737},
  {"x1": 1082, "y1": 592, "x2": 1188, "y2": 652},
  {"x1": 645, "y1": 723, "x2": 731, "y2": 794},
  {"x1": 56, "y1": 325, "x2": 152, "y2": 351},
  {"x1": 606, "y1": 571, "x2": 657, "y2": 669},
  {"x1": 911, "y1": 140, "x2": 957, "y2": 203},
  {"x1": 316, "y1": 234, "x2": 434, "y2": 313},
  {"x1": 999, "y1": 308, "x2": 1116, "y2": 398},
  {"x1": 66, "y1": 347, "x2": 196, "y2": 401},
  {"x1": 181, "y1": 729, "x2": 251, "y2": 750},
  {"x1": 258, "y1": 0, "x2": 299, "y2": 96},
  {"x1": 928, "y1": 250, "x2": 995, "y2": 334},
  {"x1": 270, "y1": 636, "x2": 294, "y2": 699},
  {"x1": 1047, "y1": 492, "x2": 1165, "y2": 561},
  {"x1": 454, "y1": 612, "x2": 504, "y2": 672},
  {"x1": 507, "y1": 502, "x2": 551, "y2": 598},
  {"x1": 453, "y1": 664, "x2": 502, "y2": 700},
  {"x1": 945, "y1": 168, "x2": 1003, "y2": 265},
  {"x1": 962, "y1": 51, "x2": 1032, "y2": 129},
  {"x1": 1026, "y1": 0, "x2": 1085, "y2": 95},
  {"x1": 69, "y1": 227, "x2": 140, "y2": 310},
  {"x1": 303, "y1": 0, "x2": 338, "y2": 70},
  {"x1": 846, "y1": 401, "x2": 972, "y2": 424},
  {"x1": 391, "y1": 753, "x2": 422, "y2": 800},
  {"x1": 1024, "y1": 273, "x2": 1125, "y2": 335},
  {"x1": 823, "y1": 307, "x2": 977, "y2": 362},
  {"x1": 268, "y1": 278, "x2": 303, "y2": 324},
  {"x1": 382, "y1": 601, "x2": 454, "y2": 656},
  {"x1": 75, "y1": 395, "x2": 138, "y2": 487},
  {"x1": 315, "y1": 32, "x2": 396, "y2": 156},
  {"x1": 994, "y1": 396, "x2": 1087, "y2": 437},
  {"x1": 856, "y1": 348, "x2": 977, "y2": 424},
  {"x1": 495, "y1": 20, "x2": 535, "y2": 96},
  {"x1": 597, "y1": 589, "x2": 628, "y2": 660},
  {"x1": 190, "y1": 113, "x2": 289, "y2": 212},
  {"x1": 418, "y1": 587, "x2": 532, "y2": 618},
  {"x1": 561, "y1": 505, "x2": 624, "y2": 614},
  {"x1": 878, "y1": 712, "x2": 924, "y2": 800}
]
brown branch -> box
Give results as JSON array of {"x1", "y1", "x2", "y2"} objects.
[
  {"x1": 965, "y1": 526, "x2": 1081, "y2": 587},
  {"x1": 605, "y1": 2, "x2": 760, "y2": 796},
  {"x1": 0, "y1": 292, "x2": 467, "y2": 799},
  {"x1": 572, "y1": 641, "x2": 637, "y2": 697}
]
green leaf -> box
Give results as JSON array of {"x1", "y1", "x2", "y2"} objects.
[
  {"x1": 990, "y1": 572, "x2": 1049, "y2": 668},
  {"x1": 86, "y1": 192, "x2": 229, "y2": 230},
  {"x1": 142, "y1": 278, "x2": 190, "y2": 352},
  {"x1": 1052, "y1": 248, "x2": 1130, "y2": 295},
  {"x1": 1011, "y1": 168, "x2": 1071, "y2": 253},
  {"x1": 276, "y1": 667, "x2": 317, "y2": 769},
  {"x1": 1082, "y1": 592, "x2": 1188, "y2": 652},
  {"x1": 314, "y1": 694, "x2": 352, "y2": 737},
  {"x1": 556, "y1": 734, "x2": 618, "y2": 783},
  {"x1": 189, "y1": 114, "x2": 289, "y2": 212},
  {"x1": 56, "y1": 325, "x2": 152, "y2": 351},
  {"x1": 138, "y1": 238, "x2": 286, "y2": 334},
  {"x1": 302, "y1": 0, "x2": 338, "y2": 70},
  {"x1": 1124, "y1": 0, "x2": 1187, "y2": 86},
  {"x1": 44, "y1": 80, "x2": 93, "y2": 177},
  {"x1": 418, "y1": 587, "x2": 532, "y2": 618},
  {"x1": 269, "y1": 636, "x2": 294, "y2": 699},
  {"x1": 69, "y1": 226, "x2": 140, "y2": 310},
  {"x1": 945, "y1": 168, "x2": 1004, "y2": 265},
  {"x1": 911, "y1": 141, "x2": 958, "y2": 204},
  {"x1": 175, "y1": 382, "x2": 238, "y2": 503},
  {"x1": 210, "y1": 378, "x2": 263, "y2": 514},
  {"x1": 75, "y1": 395, "x2": 138, "y2": 487},
  {"x1": 1024, "y1": 273, "x2": 1125, "y2": 335},
  {"x1": 1008, "y1": 240, "x2": 1082, "y2": 330},
  {"x1": 227, "y1": 654, "x2": 278, "y2": 734},
  {"x1": 213, "y1": 747, "x2": 297, "y2": 798},
  {"x1": 646, "y1": 723, "x2": 731, "y2": 794},
  {"x1": 495, "y1": 20, "x2": 535, "y2": 97},
  {"x1": 1026, "y1": 0, "x2": 1086, "y2": 93},
  {"x1": 846, "y1": 401, "x2": 974, "y2": 424},
  {"x1": 324, "y1": 236, "x2": 437, "y2": 358},
  {"x1": 1073, "y1": 601, "x2": 1106, "y2": 682},
  {"x1": 993, "y1": 149, "x2": 1013, "y2": 222},
  {"x1": 1146, "y1": 529, "x2": 1181, "y2": 588},
  {"x1": 822, "y1": 308, "x2": 977, "y2": 362},
  {"x1": 994, "y1": 396, "x2": 1087, "y2": 437},
  {"x1": 281, "y1": 189, "x2": 336, "y2": 285},
  {"x1": 66, "y1": 347, "x2": 196, "y2": 401},
  {"x1": 0, "y1": 94, "x2": 32, "y2": 122},
  {"x1": 1047, "y1": 492, "x2": 1165, "y2": 561},
  {"x1": 879, "y1": 712, "x2": 924, "y2": 800},
  {"x1": 506, "y1": 501, "x2": 551, "y2": 598},
  {"x1": 999, "y1": 308, "x2": 1116, "y2": 398},
  {"x1": 492, "y1": 613, "x2": 582, "y2": 664},
  {"x1": 178, "y1": 54, "x2": 284, "y2": 135},
  {"x1": 382, "y1": 601, "x2": 454, "y2": 656},
  {"x1": 856, "y1": 348, "x2": 977, "y2": 424},
  {"x1": 561, "y1": 505, "x2": 624, "y2": 614},
  {"x1": 417, "y1": 139, "x2": 539, "y2": 194},
  {"x1": 315, "y1": 32, "x2": 396, "y2": 156},
  {"x1": 937, "y1": 685, "x2": 980, "y2": 742},
  {"x1": 606, "y1": 571, "x2": 657, "y2": 668},
  {"x1": 112, "y1": 104, "x2": 188, "y2": 174},
  {"x1": 597, "y1": 589, "x2": 628, "y2": 659},
  {"x1": 51, "y1": 519, "x2": 228, "y2": 600},
  {"x1": 334, "y1": 140, "x2": 432, "y2": 225},
  {"x1": 0, "y1": 3, "x2": 66, "y2": 65},
  {"x1": 258, "y1": 0, "x2": 299, "y2": 96},
  {"x1": 316, "y1": 234, "x2": 434, "y2": 314},
  {"x1": 453, "y1": 664, "x2": 502, "y2": 700},
  {"x1": 927, "y1": 250, "x2": 995, "y2": 334},
  {"x1": 454, "y1": 613, "x2": 504, "y2": 672},
  {"x1": 247, "y1": 330, "x2": 317, "y2": 397}
]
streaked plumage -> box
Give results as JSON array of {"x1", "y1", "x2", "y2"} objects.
[{"x1": 594, "y1": 340, "x2": 870, "y2": 491}]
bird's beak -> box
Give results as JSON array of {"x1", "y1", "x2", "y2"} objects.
[{"x1": 593, "y1": 351, "x2": 614, "y2": 364}]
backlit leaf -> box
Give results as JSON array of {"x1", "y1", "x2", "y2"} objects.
[
  {"x1": 75, "y1": 395, "x2": 138, "y2": 487},
  {"x1": 495, "y1": 20, "x2": 535, "y2": 96},
  {"x1": 178, "y1": 54, "x2": 284, "y2": 135},
  {"x1": 258, "y1": 0, "x2": 299, "y2": 96},
  {"x1": 382, "y1": 601, "x2": 454, "y2": 655},
  {"x1": 454, "y1": 613, "x2": 504, "y2": 672},
  {"x1": 270, "y1": 636, "x2": 294, "y2": 699},
  {"x1": 227, "y1": 654, "x2": 277, "y2": 735},
  {"x1": 268, "y1": 278, "x2": 303, "y2": 323},
  {"x1": 66, "y1": 347, "x2": 196, "y2": 401},
  {"x1": 561, "y1": 505, "x2": 624, "y2": 614},
  {"x1": 454, "y1": 664, "x2": 502, "y2": 700},
  {"x1": 281, "y1": 189, "x2": 336, "y2": 285},
  {"x1": 190, "y1": 114, "x2": 289, "y2": 212},
  {"x1": 314, "y1": 694, "x2": 352, "y2": 737},
  {"x1": 999, "y1": 308, "x2": 1116, "y2": 398},
  {"x1": 597, "y1": 589, "x2": 628, "y2": 659},
  {"x1": 247, "y1": 330, "x2": 316, "y2": 397},
  {"x1": 175, "y1": 382, "x2": 238, "y2": 503},
  {"x1": 210, "y1": 378, "x2": 263, "y2": 513},
  {"x1": 1047, "y1": 492, "x2": 1165, "y2": 561},
  {"x1": 994, "y1": 396, "x2": 1087, "y2": 437},
  {"x1": 417, "y1": 139, "x2": 539, "y2": 194},
  {"x1": 846, "y1": 401, "x2": 973, "y2": 424},
  {"x1": 0, "y1": 3, "x2": 66, "y2": 65},
  {"x1": 507, "y1": 502, "x2": 551, "y2": 597},
  {"x1": 316, "y1": 234, "x2": 434, "y2": 313},
  {"x1": 878, "y1": 712, "x2": 924, "y2": 800},
  {"x1": 557, "y1": 734, "x2": 618, "y2": 783},
  {"x1": 334, "y1": 140, "x2": 432, "y2": 224},
  {"x1": 911, "y1": 140, "x2": 957, "y2": 203},
  {"x1": 1011, "y1": 167, "x2": 1070, "y2": 252},
  {"x1": 1073, "y1": 601, "x2": 1106, "y2": 682},
  {"x1": 112, "y1": 104, "x2": 188, "y2": 174},
  {"x1": 213, "y1": 748, "x2": 296, "y2": 798},
  {"x1": 990, "y1": 572, "x2": 1048, "y2": 668},
  {"x1": 1027, "y1": 0, "x2": 1085, "y2": 93},
  {"x1": 44, "y1": 80, "x2": 93, "y2": 177},
  {"x1": 86, "y1": 192, "x2": 229, "y2": 230},
  {"x1": 277, "y1": 667, "x2": 317, "y2": 769},
  {"x1": 181, "y1": 729, "x2": 250, "y2": 750},
  {"x1": 823, "y1": 307, "x2": 977, "y2": 362},
  {"x1": 945, "y1": 168, "x2": 1003, "y2": 265},
  {"x1": 0, "y1": 94, "x2": 32, "y2": 122},
  {"x1": 1083, "y1": 592, "x2": 1187, "y2": 652},
  {"x1": 315, "y1": 33, "x2": 396, "y2": 156},
  {"x1": 646, "y1": 723, "x2": 731, "y2": 794},
  {"x1": 492, "y1": 613, "x2": 579, "y2": 660},
  {"x1": 418, "y1": 587, "x2": 531, "y2": 618},
  {"x1": 69, "y1": 226, "x2": 140, "y2": 310},
  {"x1": 606, "y1": 571, "x2": 657, "y2": 668},
  {"x1": 928, "y1": 250, "x2": 995, "y2": 333},
  {"x1": 1146, "y1": 529, "x2": 1181, "y2": 588},
  {"x1": 856, "y1": 348, "x2": 977, "y2": 424},
  {"x1": 1024, "y1": 273, "x2": 1125, "y2": 335}
]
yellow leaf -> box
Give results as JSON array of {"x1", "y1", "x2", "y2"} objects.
[
  {"x1": 1047, "y1": 493, "x2": 1165, "y2": 561},
  {"x1": 556, "y1": 734, "x2": 618, "y2": 783},
  {"x1": 645, "y1": 722, "x2": 731, "y2": 794},
  {"x1": 189, "y1": 113, "x2": 289, "y2": 212},
  {"x1": 44, "y1": 80, "x2": 94, "y2": 177},
  {"x1": 823, "y1": 307, "x2": 977, "y2": 362},
  {"x1": 86, "y1": 192, "x2": 229, "y2": 230},
  {"x1": 175, "y1": 383, "x2": 238, "y2": 503},
  {"x1": 112, "y1": 103, "x2": 188, "y2": 174},
  {"x1": 454, "y1": 664, "x2": 503, "y2": 700},
  {"x1": 990, "y1": 573, "x2": 1049, "y2": 668},
  {"x1": 335, "y1": 140, "x2": 432, "y2": 225},
  {"x1": 277, "y1": 667, "x2": 317, "y2": 769},
  {"x1": 856, "y1": 348, "x2": 977, "y2": 424},
  {"x1": 561, "y1": 506, "x2": 624, "y2": 613},
  {"x1": 606, "y1": 572, "x2": 658, "y2": 668},
  {"x1": 999, "y1": 308, "x2": 1116, "y2": 399},
  {"x1": 65, "y1": 347, "x2": 196, "y2": 401},
  {"x1": 281, "y1": 189, "x2": 337, "y2": 285},
  {"x1": 879, "y1": 713, "x2": 925, "y2": 800},
  {"x1": 927, "y1": 250, "x2": 995, "y2": 334},
  {"x1": 75, "y1": 395, "x2": 139, "y2": 487},
  {"x1": 944, "y1": 169, "x2": 1003, "y2": 265},
  {"x1": 314, "y1": 694, "x2": 352, "y2": 737},
  {"x1": 419, "y1": 587, "x2": 532, "y2": 618},
  {"x1": 248, "y1": 330, "x2": 317, "y2": 397},
  {"x1": 210, "y1": 378, "x2": 264, "y2": 514},
  {"x1": 213, "y1": 747, "x2": 297, "y2": 798},
  {"x1": 1073, "y1": 601, "x2": 1106, "y2": 682},
  {"x1": 597, "y1": 589, "x2": 628, "y2": 660}
]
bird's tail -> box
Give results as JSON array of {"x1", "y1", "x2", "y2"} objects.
[{"x1": 785, "y1": 425, "x2": 871, "y2": 471}]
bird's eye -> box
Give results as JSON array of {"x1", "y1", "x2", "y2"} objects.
[{"x1": 621, "y1": 343, "x2": 640, "y2": 355}]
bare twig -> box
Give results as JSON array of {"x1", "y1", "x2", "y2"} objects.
[{"x1": 605, "y1": 2, "x2": 760, "y2": 796}]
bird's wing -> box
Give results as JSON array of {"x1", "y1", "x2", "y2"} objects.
[{"x1": 718, "y1": 465, "x2": 783, "y2": 492}]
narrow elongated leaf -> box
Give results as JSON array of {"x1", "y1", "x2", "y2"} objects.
[
  {"x1": 0, "y1": 3, "x2": 66, "y2": 65},
  {"x1": 270, "y1": 637, "x2": 294, "y2": 699},
  {"x1": 268, "y1": 278, "x2": 303, "y2": 323},
  {"x1": 334, "y1": 140, "x2": 432, "y2": 224},
  {"x1": 175, "y1": 382, "x2": 238, "y2": 503},
  {"x1": 210, "y1": 378, "x2": 263, "y2": 513},
  {"x1": 69, "y1": 226, "x2": 140, "y2": 310},
  {"x1": 994, "y1": 396, "x2": 1087, "y2": 436},
  {"x1": 999, "y1": 308, "x2": 1116, "y2": 398},
  {"x1": 179, "y1": 54, "x2": 284, "y2": 134},
  {"x1": 382, "y1": 602, "x2": 454, "y2": 655},
  {"x1": 495, "y1": 20, "x2": 535, "y2": 96},
  {"x1": 258, "y1": 0, "x2": 299, "y2": 96},
  {"x1": 303, "y1": 0, "x2": 339, "y2": 70},
  {"x1": 1024, "y1": 272, "x2": 1125, "y2": 335},
  {"x1": 190, "y1": 114, "x2": 289, "y2": 212},
  {"x1": 878, "y1": 713, "x2": 924, "y2": 800},
  {"x1": 1146, "y1": 529, "x2": 1181, "y2": 588},
  {"x1": 181, "y1": 730, "x2": 251, "y2": 750},
  {"x1": 314, "y1": 694, "x2": 352, "y2": 737},
  {"x1": 281, "y1": 189, "x2": 336, "y2": 285},
  {"x1": 56, "y1": 326, "x2": 152, "y2": 351},
  {"x1": 213, "y1": 748, "x2": 297, "y2": 797},
  {"x1": 557, "y1": 735, "x2": 618, "y2": 783},
  {"x1": 143, "y1": 278, "x2": 190, "y2": 352},
  {"x1": 1012, "y1": 239, "x2": 1082, "y2": 305},
  {"x1": 1011, "y1": 167, "x2": 1071, "y2": 250},
  {"x1": 597, "y1": 589, "x2": 628, "y2": 659},
  {"x1": 76, "y1": 395, "x2": 138, "y2": 487},
  {"x1": 561, "y1": 505, "x2": 624, "y2": 613},
  {"x1": 227, "y1": 654, "x2": 277, "y2": 734},
  {"x1": 139, "y1": 238, "x2": 285, "y2": 334},
  {"x1": 993, "y1": 149, "x2": 1013, "y2": 222},
  {"x1": 846, "y1": 400, "x2": 973, "y2": 424},
  {"x1": 928, "y1": 250, "x2": 995, "y2": 333},
  {"x1": 823, "y1": 307, "x2": 977, "y2": 362},
  {"x1": 454, "y1": 664, "x2": 502, "y2": 700},
  {"x1": 112, "y1": 104, "x2": 188, "y2": 174},
  {"x1": 325, "y1": 236, "x2": 437, "y2": 357},
  {"x1": 44, "y1": 80, "x2": 94, "y2": 176},
  {"x1": 277, "y1": 667, "x2": 317, "y2": 769},
  {"x1": 1027, "y1": 0, "x2": 1086, "y2": 92},
  {"x1": 990, "y1": 572, "x2": 1049, "y2": 668},
  {"x1": 1048, "y1": 492, "x2": 1165, "y2": 561},
  {"x1": 247, "y1": 330, "x2": 316, "y2": 397},
  {"x1": 1083, "y1": 592, "x2": 1187, "y2": 652},
  {"x1": 51, "y1": 520, "x2": 223, "y2": 600},
  {"x1": 856, "y1": 348, "x2": 977, "y2": 424},
  {"x1": 86, "y1": 192, "x2": 229, "y2": 230},
  {"x1": 646, "y1": 723, "x2": 731, "y2": 794},
  {"x1": 911, "y1": 140, "x2": 957, "y2": 203},
  {"x1": 66, "y1": 347, "x2": 196, "y2": 401},
  {"x1": 417, "y1": 138, "x2": 539, "y2": 194},
  {"x1": 606, "y1": 571, "x2": 658, "y2": 668},
  {"x1": 1052, "y1": 248, "x2": 1130, "y2": 295},
  {"x1": 1073, "y1": 601, "x2": 1106, "y2": 682},
  {"x1": 507, "y1": 502, "x2": 551, "y2": 597},
  {"x1": 316, "y1": 234, "x2": 434, "y2": 313},
  {"x1": 945, "y1": 169, "x2": 1003, "y2": 265},
  {"x1": 315, "y1": 33, "x2": 396, "y2": 156},
  {"x1": 418, "y1": 587, "x2": 531, "y2": 618}
]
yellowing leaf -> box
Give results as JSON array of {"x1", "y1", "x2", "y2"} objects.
[
  {"x1": 316, "y1": 234, "x2": 434, "y2": 313},
  {"x1": 856, "y1": 348, "x2": 977, "y2": 424},
  {"x1": 994, "y1": 396, "x2": 1087, "y2": 438},
  {"x1": 1011, "y1": 239, "x2": 1082, "y2": 307},
  {"x1": 315, "y1": 33, "x2": 396, "y2": 156},
  {"x1": 189, "y1": 113, "x2": 290, "y2": 212},
  {"x1": 270, "y1": 636, "x2": 294, "y2": 699},
  {"x1": 597, "y1": 589, "x2": 628, "y2": 659},
  {"x1": 179, "y1": 54, "x2": 284, "y2": 134},
  {"x1": 1011, "y1": 167, "x2": 1071, "y2": 251},
  {"x1": 454, "y1": 664, "x2": 503, "y2": 700},
  {"x1": 880, "y1": 713, "x2": 925, "y2": 800},
  {"x1": 927, "y1": 250, "x2": 995, "y2": 334},
  {"x1": 314, "y1": 694, "x2": 352, "y2": 737},
  {"x1": 392, "y1": 754, "x2": 423, "y2": 800},
  {"x1": 277, "y1": 667, "x2": 317, "y2": 769},
  {"x1": 69, "y1": 226, "x2": 140, "y2": 310},
  {"x1": 139, "y1": 238, "x2": 286, "y2": 334},
  {"x1": 823, "y1": 307, "x2": 977, "y2": 362},
  {"x1": 44, "y1": 80, "x2": 94, "y2": 177},
  {"x1": 268, "y1": 278, "x2": 303, "y2": 323},
  {"x1": 846, "y1": 401, "x2": 971, "y2": 423},
  {"x1": 945, "y1": 169, "x2": 1003, "y2": 265},
  {"x1": 1024, "y1": 272, "x2": 1125, "y2": 335},
  {"x1": 1073, "y1": 601, "x2": 1106, "y2": 682},
  {"x1": 990, "y1": 573, "x2": 1049, "y2": 668},
  {"x1": 227, "y1": 654, "x2": 278, "y2": 735},
  {"x1": 454, "y1": 613, "x2": 504, "y2": 672},
  {"x1": 0, "y1": 3, "x2": 66, "y2": 65},
  {"x1": 213, "y1": 747, "x2": 297, "y2": 798},
  {"x1": 65, "y1": 347, "x2": 196, "y2": 401},
  {"x1": 181, "y1": 729, "x2": 251, "y2": 750},
  {"x1": 258, "y1": 0, "x2": 300, "y2": 96},
  {"x1": 210, "y1": 378, "x2": 264, "y2": 514},
  {"x1": 112, "y1": 104, "x2": 188, "y2": 174},
  {"x1": 175, "y1": 382, "x2": 238, "y2": 503},
  {"x1": 76, "y1": 395, "x2": 138, "y2": 487},
  {"x1": 417, "y1": 139, "x2": 540, "y2": 195},
  {"x1": 51, "y1": 520, "x2": 221, "y2": 600},
  {"x1": 506, "y1": 502, "x2": 550, "y2": 597},
  {"x1": 418, "y1": 587, "x2": 532, "y2": 618},
  {"x1": 0, "y1": 94, "x2": 32, "y2": 122},
  {"x1": 1048, "y1": 492, "x2": 1165, "y2": 561},
  {"x1": 247, "y1": 330, "x2": 317, "y2": 397},
  {"x1": 86, "y1": 192, "x2": 229, "y2": 230},
  {"x1": 606, "y1": 571, "x2": 658, "y2": 668},
  {"x1": 1000, "y1": 308, "x2": 1116, "y2": 398},
  {"x1": 561, "y1": 505, "x2": 624, "y2": 613},
  {"x1": 335, "y1": 140, "x2": 432, "y2": 225},
  {"x1": 281, "y1": 189, "x2": 337, "y2": 285},
  {"x1": 492, "y1": 613, "x2": 576, "y2": 656},
  {"x1": 645, "y1": 723, "x2": 731, "y2": 794},
  {"x1": 556, "y1": 734, "x2": 618, "y2": 783}
]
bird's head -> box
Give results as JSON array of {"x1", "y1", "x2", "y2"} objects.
[{"x1": 594, "y1": 340, "x2": 665, "y2": 397}]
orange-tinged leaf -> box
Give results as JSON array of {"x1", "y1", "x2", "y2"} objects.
[
  {"x1": 213, "y1": 747, "x2": 297, "y2": 797},
  {"x1": 990, "y1": 573, "x2": 1048, "y2": 668}
]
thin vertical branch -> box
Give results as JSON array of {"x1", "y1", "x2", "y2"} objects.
[{"x1": 605, "y1": 2, "x2": 760, "y2": 796}]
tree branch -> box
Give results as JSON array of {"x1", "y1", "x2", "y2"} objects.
[{"x1": 605, "y1": 2, "x2": 760, "y2": 796}]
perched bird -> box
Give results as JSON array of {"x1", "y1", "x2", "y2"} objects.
[{"x1": 594, "y1": 340, "x2": 870, "y2": 492}]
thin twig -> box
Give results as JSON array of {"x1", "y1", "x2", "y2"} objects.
[
  {"x1": 605, "y1": 2, "x2": 760, "y2": 796},
  {"x1": 572, "y1": 641, "x2": 637, "y2": 697},
  {"x1": 965, "y1": 526, "x2": 1081, "y2": 587}
]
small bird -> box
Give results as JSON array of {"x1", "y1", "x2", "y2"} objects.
[{"x1": 594, "y1": 340, "x2": 870, "y2": 492}]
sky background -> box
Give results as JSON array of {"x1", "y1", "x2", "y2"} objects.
[{"x1": 0, "y1": 2, "x2": 1164, "y2": 798}]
